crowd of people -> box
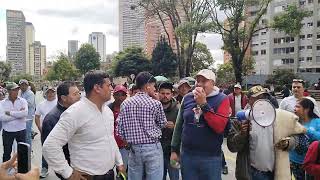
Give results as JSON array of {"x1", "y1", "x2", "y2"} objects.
[{"x1": 0, "y1": 69, "x2": 319, "y2": 180}]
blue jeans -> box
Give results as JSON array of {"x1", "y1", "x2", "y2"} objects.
[
  {"x1": 250, "y1": 166, "x2": 274, "y2": 180},
  {"x1": 181, "y1": 151, "x2": 222, "y2": 180},
  {"x1": 26, "y1": 120, "x2": 33, "y2": 149},
  {"x1": 163, "y1": 153, "x2": 179, "y2": 180},
  {"x1": 119, "y1": 148, "x2": 129, "y2": 169},
  {"x1": 128, "y1": 142, "x2": 163, "y2": 180}
]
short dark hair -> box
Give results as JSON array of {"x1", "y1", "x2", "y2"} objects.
[
  {"x1": 57, "y1": 81, "x2": 76, "y2": 102},
  {"x1": 84, "y1": 70, "x2": 109, "y2": 95},
  {"x1": 135, "y1": 72, "x2": 156, "y2": 89},
  {"x1": 158, "y1": 82, "x2": 174, "y2": 92}
]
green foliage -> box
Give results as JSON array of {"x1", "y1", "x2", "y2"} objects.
[
  {"x1": 151, "y1": 37, "x2": 177, "y2": 78},
  {"x1": 0, "y1": 62, "x2": 12, "y2": 80},
  {"x1": 272, "y1": 5, "x2": 312, "y2": 36},
  {"x1": 216, "y1": 62, "x2": 235, "y2": 85},
  {"x1": 75, "y1": 44, "x2": 101, "y2": 74},
  {"x1": 266, "y1": 69, "x2": 299, "y2": 88},
  {"x1": 191, "y1": 42, "x2": 214, "y2": 74},
  {"x1": 46, "y1": 54, "x2": 79, "y2": 81},
  {"x1": 112, "y1": 47, "x2": 151, "y2": 77},
  {"x1": 11, "y1": 74, "x2": 33, "y2": 84},
  {"x1": 242, "y1": 56, "x2": 256, "y2": 76}
]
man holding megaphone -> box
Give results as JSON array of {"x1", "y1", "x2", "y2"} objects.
[{"x1": 227, "y1": 85, "x2": 306, "y2": 180}]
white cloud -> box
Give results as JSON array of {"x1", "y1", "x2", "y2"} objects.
[
  {"x1": 0, "y1": 0, "x2": 118, "y2": 61},
  {"x1": 0, "y1": 0, "x2": 224, "y2": 65}
]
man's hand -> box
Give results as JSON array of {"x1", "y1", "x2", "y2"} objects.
[
  {"x1": 275, "y1": 137, "x2": 290, "y2": 150},
  {"x1": 15, "y1": 168, "x2": 40, "y2": 180},
  {"x1": 151, "y1": 92, "x2": 159, "y2": 101},
  {"x1": 117, "y1": 165, "x2": 126, "y2": 176},
  {"x1": 68, "y1": 169, "x2": 86, "y2": 180},
  {"x1": 166, "y1": 121, "x2": 175, "y2": 129},
  {"x1": 240, "y1": 121, "x2": 250, "y2": 135},
  {"x1": 193, "y1": 87, "x2": 207, "y2": 105},
  {"x1": 5, "y1": 111, "x2": 10, "y2": 116},
  {"x1": 170, "y1": 152, "x2": 180, "y2": 164},
  {"x1": 0, "y1": 154, "x2": 17, "y2": 180}
]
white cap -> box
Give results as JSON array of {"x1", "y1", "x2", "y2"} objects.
[
  {"x1": 196, "y1": 69, "x2": 216, "y2": 82},
  {"x1": 234, "y1": 83, "x2": 242, "y2": 89}
]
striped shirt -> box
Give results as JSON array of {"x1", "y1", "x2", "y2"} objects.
[{"x1": 117, "y1": 92, "x2": 167, "y2": 145}]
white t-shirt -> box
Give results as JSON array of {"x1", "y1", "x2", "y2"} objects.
[
  {"x1": 35, "y1": 99, "x2": 57, "y2": 127},
  {"x1": 234, "y1": 95, "x2": 242, "y2": 114}
]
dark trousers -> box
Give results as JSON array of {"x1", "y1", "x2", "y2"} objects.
[
  {"x1": 40, "y1": 134, "x2": 48, "y2": 169},
  {"x1": 2, "y1": 129, "x2": 26, "y2": 162}
]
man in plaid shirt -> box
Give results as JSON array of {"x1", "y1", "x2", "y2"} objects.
[{"x1": 117, "y1": 71, "x2": 168, "y2": 180}]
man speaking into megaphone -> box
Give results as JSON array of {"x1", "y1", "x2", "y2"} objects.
[{"x1": 227, "y1": 85, "x2": 306, "y2": 180}]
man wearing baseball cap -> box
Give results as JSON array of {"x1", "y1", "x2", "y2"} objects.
[
  {"x1": 35, "y1": 86, "x2": 57, "y2": 178},
  {"x1": 228, "y1": 83, "x2": 248, "y2": 117},
  {"x1": 19, "y1": 79, "x2": 36, "y2": 149},
  {"x1": 0, "y1": 82, "x2": 28, "y2": 162},
  {"x1": 108, "y1": 85, "x2": 129, "y2": 173},
  {"x1": 176, "y1": 79, "x2": 192, "y2": 103},
  {"x1": 171, "y1": 69, "x2": 230, "y2": 180}
]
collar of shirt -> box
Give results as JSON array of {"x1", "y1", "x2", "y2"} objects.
[
  {"x1": 4, "y1": 96, "x2": 23, "y2": 102},
  {"x1": 136, "y1": 92, "x2": 149, "y2": 97}
]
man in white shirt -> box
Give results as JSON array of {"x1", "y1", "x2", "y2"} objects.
[
  {"x1": 0, "y1": 82, "x2": 28, "y2": 162},
  {"x1": 280, "y1": 79, "x2": 320, "y2": 116},
  {"x1": 43, "y1": 71, "x2": 125, "y2": 180},
  {"x1": 35, "y1": 86, "x2": 57, "y2": 178}
]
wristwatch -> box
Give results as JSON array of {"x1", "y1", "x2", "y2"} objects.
[{"x1": 199, "y1": 103, "x2": 211, "y2": 113}]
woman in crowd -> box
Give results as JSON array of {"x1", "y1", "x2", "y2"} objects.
[{"x1": 289, "y1": 98, "x2": 320, "y2": 180}]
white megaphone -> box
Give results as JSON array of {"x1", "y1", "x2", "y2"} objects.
[{"x1": 235, "y1": 99, "x2": 276, "y2": 127}]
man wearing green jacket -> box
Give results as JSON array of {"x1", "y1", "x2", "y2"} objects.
[{"x1": 159, "y1": 82, "x2": 180, "y2": 180}]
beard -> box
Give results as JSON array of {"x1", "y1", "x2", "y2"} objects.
[{"x1": 161, "y1": 99, "x2": 171, "y2": 105}]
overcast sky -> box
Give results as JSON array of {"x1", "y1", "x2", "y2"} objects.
[{"x1": 0, "y1": 0, "x2": 224, "y2": 64}]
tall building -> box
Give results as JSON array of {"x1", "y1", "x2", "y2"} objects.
[
  {"x1": 145, "y1": 15, "x2": 177, "y2": 56},
  {"x1": 119, "y1": 0, "x2": 145, "y2": 51},
  {"x1": 88, "y1": 32, "x2": 106, "y2": 61},
  {"x1": 247, "y1": 0, "x2": 320, "y2": 74},
  {"x1": 28, "y1": 41, "x2": 46, "y2": 78},
  {"x1": 68, "y1": 40, "x2": 79, "y2": 59},
  {"x1": 6, "y1": 10, "x2": 26, "y2": 75},
  {"x1": 25, "y1": 22, "x2": 35, "y2": 74}
]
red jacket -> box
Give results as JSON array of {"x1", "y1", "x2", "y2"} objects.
[
  {"x1": 109, "y1": 103, "x2": 126, "y2": 148},
  {"x1": 228, "y1": 93, "x2": 248, "y2": 117},
  {"x1": 303, "y1": 141, "x2": 320, "y2": 180}
]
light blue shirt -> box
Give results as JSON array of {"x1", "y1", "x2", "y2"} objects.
[
  {"x1": 290, "y1": 118, "x2": 320, "y2": 164},
  {"x1": 20, "y1": 89, "x2": 35, "y2": 121},
  {"x1": 0, "y1": 97, "x2": 28, "y2": 132}
]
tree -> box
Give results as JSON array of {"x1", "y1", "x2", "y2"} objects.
[
  {"x1": 216, "y1": 62, "x2": 235, "y2": 85},
  {"x1": 75, "y1": 44, "x2": 101, "y2": 74},
  {"x1": 151, "y1": 37, "x2": 177, "y2": 78},
  {"x1": 139, "y1": 0, "x2": 212, "y2": 78},
  {"x1": 46, "y1": 54, "x2": 79, "y2": 81},
  {"x1": 11, "y1": 74, "x2": 33, "y2": 84},
  {"x1": 206, "y1": 1, "x2": 310, "y2": 84},
  {"x1": 0, "y1": 62, "x2": 11, "y2": 81},
  {"x1": 112, "y1": 47, "x2": 152, "y2": 77},
  {"x1": 191, "y1": 42, "x2": 214, "y2": 74},
  {"x1": 266, "y1": 69, "x2": 299, "y2": 89}
]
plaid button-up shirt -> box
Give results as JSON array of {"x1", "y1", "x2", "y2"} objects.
[{"x1": 117, "y1": 92, "x2": 167, "y2": 145}]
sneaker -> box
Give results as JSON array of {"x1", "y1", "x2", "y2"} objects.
[
  {"x1": 222, "y1": 165, "x2": 228, "y2": 175},
  {"x1": 40, "y1": 167, "x2": 49, "y2": 178}
]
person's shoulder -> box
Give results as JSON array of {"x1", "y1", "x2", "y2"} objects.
[{"x1": 18, "y1": 97, "x2": 28, "y2": 104}]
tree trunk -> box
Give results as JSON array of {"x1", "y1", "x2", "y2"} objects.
[{"x1": 232, "y1": 55, "x2": 243, "y2": 84}]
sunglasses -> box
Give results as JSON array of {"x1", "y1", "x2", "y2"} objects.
[{"x1": 292, "y1": 79, "x2": 304, "y2": 83}]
